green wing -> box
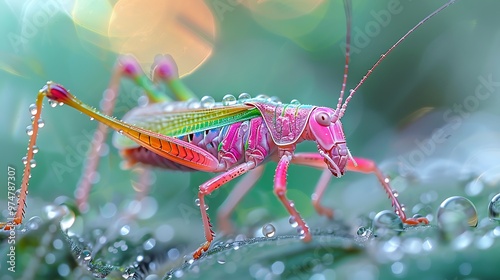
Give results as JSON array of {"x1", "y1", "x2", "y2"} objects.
[{"x1": 113, "y1": 103, "x2": 261, "y2": 149}]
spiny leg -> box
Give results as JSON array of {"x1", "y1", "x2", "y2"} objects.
[
  {"x1": 1, "y1": 91, "x2": 45, "y2": 229},
  {"x1": 347, "y1": 157, "x2": 428, "y2": 225},
  {"x1": 275, "y1": 152, "x2": 311, "y2": 242},
  {"x1": 291, "y1": 153, "x2": 428, "y2": 225},
  {"x1": 216, "y1": 164, "x2": 265, "y2": 234},
  {"x1": 194, "y1": 161, "x2": 256, "y2": 259}
]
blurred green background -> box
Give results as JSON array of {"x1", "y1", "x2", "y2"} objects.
[{"x1": 1, "y1": 0, "x2": 500, "y2": 279}]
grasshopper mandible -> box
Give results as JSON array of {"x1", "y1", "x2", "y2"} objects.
[{"x1": 2, "y1": 0, "x2": 457, "y2": 259}]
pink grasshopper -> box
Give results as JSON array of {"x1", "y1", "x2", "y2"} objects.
[{"x1": 1, "y1": 0, "x2": 457, "y2": 260}]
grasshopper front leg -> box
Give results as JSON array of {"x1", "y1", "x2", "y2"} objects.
[{"x1": 291, "y1": 153, "x2": 429, "y2": 225}]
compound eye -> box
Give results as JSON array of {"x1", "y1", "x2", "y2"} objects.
[{"x1": 315, "y1": 112, "x2": 331, "y2": 126}]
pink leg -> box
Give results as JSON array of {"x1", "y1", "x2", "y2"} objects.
[
  {"x1": 274, "y1": 152, "x2": 311, "y2": 242},
  {"x1": 347, "y1": 157, "x2": 428, "y2": 225},
  {"x1": 194, "y1": 161, "x2": 256, "y2": 259},
  {"x1": 291, "y1": 153, "x2": 428, "y2": 225},
  {"x1": 291, "y1": 153, "x2": 333, "y2": 218},
  {"x1": 311, "y1": 169, "x2": 334, "y2": 218},
  {"x1": 217, "y1": 165, "x2": 265, "y2": 234}
]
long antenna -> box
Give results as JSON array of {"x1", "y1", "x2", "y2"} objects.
[
  {"x1": 333, "y1": 0, "x2": 352, "y2": 122},
  {"x1": 337, "y1": 0, "x2": 456, "y2": 119}
]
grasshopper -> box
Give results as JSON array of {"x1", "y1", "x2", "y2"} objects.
[{"x1": 2, "y1": 0, "x2": 457, "y2": 259}]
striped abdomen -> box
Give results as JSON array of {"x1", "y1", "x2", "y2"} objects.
[{"x1": 121, "y1": 117, "x2": 276, "y2": 172}]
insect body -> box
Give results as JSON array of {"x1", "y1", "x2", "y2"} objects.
[{"x1": 2, "y1": 0, "x2": 457, "y2": 260}]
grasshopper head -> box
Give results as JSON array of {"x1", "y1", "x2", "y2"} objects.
[{"x1": 308, "y1": 107, "x2": 350, "y2": 177}]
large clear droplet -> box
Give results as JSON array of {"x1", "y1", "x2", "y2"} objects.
[
  {"x1": 200, "y1": 96, "x2": 215, "y2": 108},
  {"x1": 262, "y1": 223, "x2": 276, "y2": 238},
  {"x1": 290, "y1": 99, "x2": 301, "y2": 105},
  {"x1": 60, "y1": 206, "x2": 76, "y2": 231},
  {"x1": 437, "y1": 196, "x2": 478, "y2": 228},
  {"x1": 222, "y1": 94, "x2": 236, "y2": 106},
  {"x1": 288, "y1": 216, "x2": 298, "y2": 228},
  {"x1": 32, "y1": 145, "x2": 39, "y2": 154},
  {"x1": 22, "y1": 156, "x2": 28, "y2": 165},
  {"x1": 372, "y1": 210, "x2": 403, "y2": 238},
  {"x1": 29, "y1": 104, "x2": 38, "y2": 115},
  {"x1": 488, "y1": 193, "x2": 500, "y2": 221},
  {"x1": 194, "y1": 198, "x2": 200, "y2": 207},
  {"x1": 238, "y1": 93, "x2": 251, "y2": 101},
  {"x1": 30, "y1": 159, "x2": 37, "y2": 168}
]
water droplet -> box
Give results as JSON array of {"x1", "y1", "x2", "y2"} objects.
[
  {"x1": 262, "y1": 223, "x2": 276, "y2": 238},
  {"x1": 30, "y1": 159, "x2": 36, "y2": 168},
  {"x1": 31, "y1": 116, "x2": 35, "y2": 121},
  {"x1": 488, "y1": 193, "x2": 500, "y2": 221},
  {"x1": 120, "y1": 224, "x2": 131, "y2": 235},
  {"x1": 37, "y1": 118, "x2": 45, "y2": 128},
  {"x1": 290, "y1": 99, "x2": 301, "y2": 105},
  {"x1": 60, "y1": 206, "x2": 76, "y2": 231},
  {"x1": 222, "y1": 94, "x2": 236, "y2": 106},
  {"x1": 29, "y1": 104, "x2": 37, "y2": 115},
  {"x1": 288, "y1": 216, "x2": 298, "y2": 228},
  {"x1": 238, "y1": 93, "x2": 251, "y2": 100},
  {"x1": 356, "y1": 226, "x2": 372, "y2": 237},
  {"x1": 205, "y1": 204, "x2": 209, "y2": 211},
  {"x1": 26, "y1": 125, "x2": 34, "y2": 136},
  {"x1": 118, "y1": 129, "x2": 123, "y2": 135},
  {"x1": 22, "y1": 156, "x2": 28, "y2": 165},
  {"x1": 194, "y1": 198, "x2": 200, "y2": 206},
  {"x1": 143, "y1": 238, "x2": 156, "y2": 250},
  {"x1": 32, "y1": 145, "x2": 39, "y2": 154},
  {"x1": 373, "y1": 210, "x2": 403, "y2": 237},
  {"x1": 48, "y1": 99, "x2": 58, "y2": 108},
  {"x1": 256, "y1": 94, "x2": 269, "y2": 99},
  {"x1": 268, "y1": 96, "x2": 281, "y2": 103},
  {"x1": 15, "y1": 189, "x2": 21, "y2": 198},
  {"x1": 58, "y1": 102, "x2": 64, "y2": 106},
  {"x1": 45, "y1": 205, "x2": 64, "y2": 220},
  {"x1": 81, "y1": 250, "x2": 92, "y2": 261},
  {"x1": 90, "y1": 117, "x2": 94, "y2": 121},
  {"x1": 200, "y1": 96, "x2": 215, "y2": 108},
  {"x1": 392, "y1": 190, "x2": 399, "y2": 197},
  {"x1": 26, "y1": 216, "x2": 42, "y2": 230},
  {"x1": 437, "y1": 196, "x2": 478, "y2": 228},
  {"x1": 187, "y1": 98, "x2": 200, "y2": 109},
  {"x1": 217, "y1": 257, "x2": 226, "y2": 264}
]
